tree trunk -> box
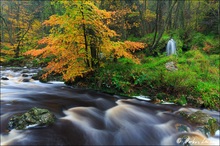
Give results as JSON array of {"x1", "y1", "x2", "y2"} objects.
[
  {"x1": 80, "y1": 4, "x2": 90, "y2": 68},
  {"x1": 167, "y1": 0, "x2": 172, "y2": 30},
  {"x1": 0, "y1": 15, "x2": 6, "y2": 42},
  {"x1": 40, "y1": 0, "x2": 45, "y2": 37},
  {"x1": 139, "y1": 0, "x2": 147, "y2": 36},
  {"x1": 151, "y1": 0, "x2": 160, "y2": 48},
  {"x1": 195, "y1": 1, "x2": 200, "y2": 30},
  {"x1": 90, "y1": 40, "x2": 97, "y2": 68},
  {"x1": 151, "y1": 0, "x2": 177, "y2": 51},
  {"x1": 173, "y1": 0, "x2": 186, "y2": 29},
  {"x1": 15, "y1": 0, "x2": 20, "y2": 58},
  {"x1": 15, "y1": 19, "x2": 32, "y2": 59}
]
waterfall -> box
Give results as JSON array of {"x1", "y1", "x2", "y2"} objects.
[{"x1": 166, "y1": 38, "x2": 176, "y2": 56}]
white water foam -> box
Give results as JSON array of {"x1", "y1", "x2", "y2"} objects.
[{"x1": 0, "y1": 130, "x2": 26, "y2": 146}]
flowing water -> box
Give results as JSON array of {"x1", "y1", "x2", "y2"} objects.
[
  {"x1": 1, "y1": 67, "x2": 219, "y2": 145},
  {"x1": 166, "y1": 39, "x2": 177, "y2": 56}
]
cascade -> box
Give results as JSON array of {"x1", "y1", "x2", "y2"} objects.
[
  {"x1": 0, "y1": 67, "x2": 219, "y2": 145},
  {"x1": 166, "y1": 38, "x2": 177, "y2": 56}
]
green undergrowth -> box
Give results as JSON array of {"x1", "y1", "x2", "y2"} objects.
[{"x1": 73, "y1": 49, "x2": 219, "y2": 110}]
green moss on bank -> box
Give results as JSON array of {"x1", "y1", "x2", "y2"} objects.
[{"x1": 70, "y1": 50, "x2": 219, "y2": 110}]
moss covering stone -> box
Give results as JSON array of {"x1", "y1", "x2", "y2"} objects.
[
  {"x1": 8, "y1": 107, "x2": 56, "y2": 130},
  {"x1": 178, "y1": 110, "x2": 219, "y2": 136}
]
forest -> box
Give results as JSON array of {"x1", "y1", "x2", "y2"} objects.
[{"x1": 1, "y1": 0, "x2": 219, "y2": 110}]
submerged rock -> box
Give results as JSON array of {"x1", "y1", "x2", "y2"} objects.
[
  {"x1": 22, "y1": 74, "x2": 29, "y2": 77},
  {"x1": 175, "y1": 124, "x2": 191, "y2": 133},
  {"x1": 21, "y1": 78, "x2": 31, "y2": 82},
  {"x1": 8, "y1": 107, "x2": 56, "y2": 130}
]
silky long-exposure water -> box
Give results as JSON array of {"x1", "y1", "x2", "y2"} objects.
[{"x1": 1, "y1": 67, "x2": 219, "y2": 145}]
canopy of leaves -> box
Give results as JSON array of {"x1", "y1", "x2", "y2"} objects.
[{"x1": 25, "y1": 0, "x2": 145, "y2": 81}]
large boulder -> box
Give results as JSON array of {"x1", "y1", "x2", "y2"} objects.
[
  {"x1": 177, "y1": 110, "x2": 218, "y2": 137},
  {"x1": 8, "y1": 107, "x2": 56, "y2": 130}
]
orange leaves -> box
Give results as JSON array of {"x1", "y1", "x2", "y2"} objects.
[
  {"x1": 25, "y1": 48, "x2": 46, "y2": 57},
  {"x1": 24, "y1": 36, "x2": 57, "y2": 57},
  {"x1": 124, "y1": 41, "x2": 146, "y2": 52},
  {"x1": 111, "y1": 41, "x2": 146, "y2": 64},
  {"x1": 202, "y1": 42, "x2": 212, "y2": 53},
  {"x1": 25, "y1": 0, "x2": 147, "y2": 82},
  {"x1": 38, "y1": 37, "x2": 51, "y2": 45}
]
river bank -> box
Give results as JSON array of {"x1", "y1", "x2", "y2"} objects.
[{"x1": 64, "y1": 50, "x2": 219, "y2": 111}]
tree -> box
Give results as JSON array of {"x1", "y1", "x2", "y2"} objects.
[
  {"x1": 151, "y1": 0, "x2": 177, "y2": 51},
  {"x1": 0, "y1": 0, "x2": 45, "y2": 64},
  {"x1": 100, "y1": 0, "x2": 155, "y2": 39},
  {"x1": 26, "y1": 0, "x2": 145, "y2": 81}
]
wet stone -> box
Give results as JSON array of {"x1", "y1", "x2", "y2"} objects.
[
  {"x1": 22, "y1": 74, "x2": 29, "y2": 77},
  {"x1": 177, "y1": 110, "x2": 218, "y2": 136},
  {"x1": 8, "y1": 107, "x2": 56, "y2": 130},
  {"x1": 175, "y1": 124, "x2": 191, "y2": 133},
  {"x1": 1, "y1": 76, "x2": 9, "y2": 80}
]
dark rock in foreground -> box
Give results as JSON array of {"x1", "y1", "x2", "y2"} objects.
[
  {"x1": 177, "y1": 110, "x2": 219, "y2": 137},
  {"x1": 1, "y1": 76, "x2": 9, "y2": 80},
  {"x1": 8, "y1": 107, "x2": 56, "y2": 130}
]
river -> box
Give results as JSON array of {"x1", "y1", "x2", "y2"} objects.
[{"x1": 1, "y1": 67, "x2": 219, "y2": 145}]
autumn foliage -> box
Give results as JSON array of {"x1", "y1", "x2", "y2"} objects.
[
  {"x1": 1, "y1": 1, "x2": 43, "y2": 63},
  {"x1": 25, "y1": 1, "x2": 146, "y2": 81}
]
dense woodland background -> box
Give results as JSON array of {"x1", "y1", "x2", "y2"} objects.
[{"x1": 0, "y1": 0, "x2": 219, "y2": 110}]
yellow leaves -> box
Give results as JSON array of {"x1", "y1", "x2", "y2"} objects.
[
  {"x1": 43, "y1": 15, "x2": 63, "y2": 26},
  {"x1": 132, "y1": 3, "x2": 138, "y2": 10},
  {"x1": 0, "y1": 57, "x2": 5, "y2": 62},
  {"x1": 144, "y1": 9, "x2": 156, "y2": 22},
  {"x1": 1, "y1": 49, "x2": 15, "y2": 56},
  {"x1": 102, "y1": 41, "x2": 146, "y2": 64},
  {"x1": 1, "y1": 43, "x2": 17, "y2": 55},
  {"x1": 25, "y1": 0, "x2": 147, "y2": 82},
  {"x1": 1, "y1": 1, "x2": 45, "y2": 59},
  {"x1": 1, "y1": 43, "x2": 16, "y2": 62},
  {"x1": 63, "y1": 62, "x2": 87, "y2": 81},
  {"x1": 32, "y1": 20, "x2": 41, "y2": 30}
]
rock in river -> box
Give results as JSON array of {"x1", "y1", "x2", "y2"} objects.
[
  {"x1": 8, "y1": 107, "x2": 56, "y2": 130},
  {"x1": 177, "y1": 110, "x2": 219, "y2": 137},
  {"x1": 1, "y1": 76, "x2": 9, "y2": 80}
]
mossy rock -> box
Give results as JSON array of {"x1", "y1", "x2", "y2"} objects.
[
  {"x1": 177, "y1": 111, "x2": 218, "y2": 136},
  {"x1": 186, "y1": 96, "x2": 204, "y2": 108},
  {"x1": 8, "y1": 107, "x2": 56, "y2": 130}
]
